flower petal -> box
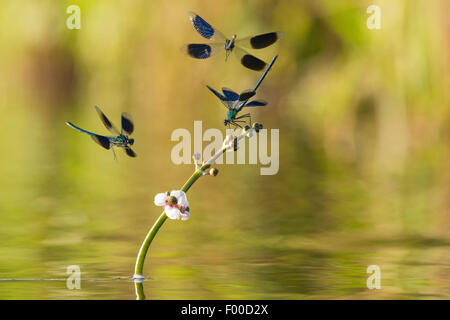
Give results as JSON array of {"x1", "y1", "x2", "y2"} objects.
[
  {"x1": 170, "y1": 190, "x2": 183, "y2": 198},
  {"x1": 165, "y1": 206, "x2": 181, "y2": 220},
  {"x1": 154, "y1": 193, "x2": 168, "y2": 206},
  {"x1": 181, "y1": 211, "x2": 190, "y2": 221}
]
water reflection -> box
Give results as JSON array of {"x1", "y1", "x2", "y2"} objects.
[
  {"x1": 0, "y1": 232, "x2": 448, "y2": 299},
  {"x1": 135, "y1": 281, "x2": 145, "y2": 300}
]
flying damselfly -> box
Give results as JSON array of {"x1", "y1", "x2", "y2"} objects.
[
  {"x1": 183, "y1": 12, "x2": 283, "y2": 71},
  {"x1": 65, "y1": 106, "x2": 136, "y2": 159}
]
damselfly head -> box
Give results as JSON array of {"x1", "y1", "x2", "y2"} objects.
[{"x1": 128, "y1": 138, "x2": 135, "y2": 146}]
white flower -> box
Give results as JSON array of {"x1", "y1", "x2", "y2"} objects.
[{"x1": 154, "y1": 190, "x2": 190, "y2": 221}]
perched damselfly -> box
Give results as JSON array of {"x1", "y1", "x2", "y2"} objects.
[{"x1": 207, "y1": 55, "x2": 278, "y2": 128}]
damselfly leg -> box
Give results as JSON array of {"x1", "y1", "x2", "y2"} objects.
[{"x1": 235, "y1": 113, "x2": 252, "y2": 127}]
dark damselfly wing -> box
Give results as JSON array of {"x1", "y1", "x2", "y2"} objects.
[
  {"x1": 245, "y1": 100, "x2": 267, "y2": 107},
  {"x1": 95, "y1": 106, "x2": 120, "y2": 136},
  {"x1": 182, "y1": 43, "x2": 223, "y2": 59},
  {"x1": 121, "y1": 112, "x2": 134, "y2": 135},
  {"x1": 233, "y1": 46, "x2": 267, "y2": 71},
  {"x1": 206, "y1": 85, "x2": 227, "y2": 101},
  {"x1": 235, "y1": 32, "x2": 284, "y2": 49},
  {"x1": 221, "y1": 88, "x2": 240, "y2": 101},
  {"x1": 125, "y1": 147, "x2": 137, "y2": 158},
  {"x1": 207, "y1": 86, "x2": 236, "y2": 109},
  {"x1": 239, "y1": 89, "x2": 256, "y2": 101},
  {"x1": 91, "y1": 135, "x2": 112, "y2": 150},
  {"x1": 188, "y1": 12, "x2": 227, "y2": 42}
]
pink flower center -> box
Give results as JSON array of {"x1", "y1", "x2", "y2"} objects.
[{"x1": 164, "y1": 201, "x2": 186, "y2": 213}]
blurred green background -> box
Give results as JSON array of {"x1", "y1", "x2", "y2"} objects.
[{"x1": 0, "y1": 0, "x2": 449, "y2": 299}]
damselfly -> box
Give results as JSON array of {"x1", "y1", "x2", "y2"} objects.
[
  {"x1": 183, "y1": 12, "x2": 283, "y2": 71},
  {"x1": 65, "y1": 106, "x2": 136, "y2": 158},
  {"x1": 207, "y1": 55, "x2": 278, "y2": 128}
]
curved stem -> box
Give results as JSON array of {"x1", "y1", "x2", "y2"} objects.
[
  {"x1": 133, "y1": 127, "x2": 257, "y2": 278},
  {"x1": 133, "y1": 211, "x2": 167, "y2": 277},
  {"x1": 133, "y1": 168, "x2": 206, "y2": 277}
]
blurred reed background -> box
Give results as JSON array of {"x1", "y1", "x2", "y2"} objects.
[{"x1": 0, "y1": 0, "x2": 448, "y2": 299}]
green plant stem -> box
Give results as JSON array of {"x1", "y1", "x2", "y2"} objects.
[
  {"x1": 133, "y1": 165, "x2": 210, "y2": 278},
  {"x1": 133, "y1": 128, "x2": 255, "y2": 278}
]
